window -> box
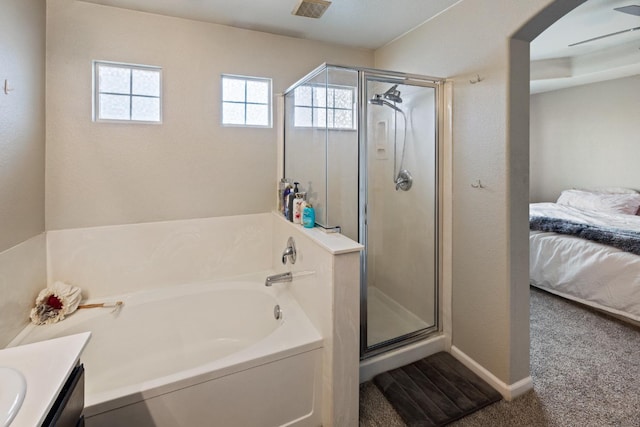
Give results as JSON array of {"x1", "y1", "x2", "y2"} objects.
[
  {"x1": 221, "y1": 75, "x2": 272, "y2": 127},
  {"x1": 93, "y1": 61, "x2": 162, "y2": 123},
  {"x1": 294, "y1": 84, "x2": 356, "y2": 129}
]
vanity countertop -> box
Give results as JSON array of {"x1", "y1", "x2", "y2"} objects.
[{"x1": 0, "y1": 332, "x2": 91, "y2": 427}]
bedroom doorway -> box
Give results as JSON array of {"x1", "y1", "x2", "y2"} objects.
[
  {"x1": 506, "y1": 0, "x2": 587, "y2": 392},
  {"x1": 512, "y1": 0, "x2": 640, "y2": 391},
  {"x1": 527, "y1": 0, "x2": 640, "y2": 324}
]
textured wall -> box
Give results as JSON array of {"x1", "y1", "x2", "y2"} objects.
[
  {"x1": 530, "y1": 75, "x2": 640, "y2": 202},
  {"x1": 46, "y1": 0, "x2": 373, "y2": 230},
  {"x1": 0, "y1": 0, "x2": 45, "y2": 251},
  {"x1": 375, "y1": 0, "x2": 584, "y2": 385},
  {"x1": 0, "y1": 0, "x2": 46, "y2": 346}
]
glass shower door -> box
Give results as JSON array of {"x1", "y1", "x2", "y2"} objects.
[{"x1": 361, "y1": 74, "x2": 439, "y2": 355}]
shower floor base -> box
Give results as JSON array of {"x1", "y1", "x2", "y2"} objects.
[{"x1": 367, "y1": 287, "x2": 431, "y2": 347}]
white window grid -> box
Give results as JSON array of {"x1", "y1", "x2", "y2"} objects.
[
  {"x1": 293, "y1": 84, "x2": 356, "y2": 130},
  {"x1": 93, "y1": 61, "x2": 162, "y2": 123},
  {"x1": 221, "y1": 74, "x2": 272, "y2": 128}
]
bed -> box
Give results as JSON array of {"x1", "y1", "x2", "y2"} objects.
[{"x1": 529, "y1": 189, "x2": 640, "y2": 326}]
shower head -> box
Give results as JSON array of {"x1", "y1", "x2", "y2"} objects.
[
  {"x1": 368, "y1": 94, "x2": 404, "y2": 114},
  {"x1": 383, "y1": 84, "x2": 402, "y2": 103},
  {"x1": 369, "y1": 94, "x2": 384, "y2": 105}
]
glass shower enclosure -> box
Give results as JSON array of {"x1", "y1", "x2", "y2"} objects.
[{"x1": 283, "y1": 64, "x2": 442, "y2": 358}]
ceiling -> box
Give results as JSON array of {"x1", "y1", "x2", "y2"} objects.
[
  {"x1": 530, "y1": 0, "x2": 640, "y2": 93},
  {"x1": 79, "y1": 0, "x2": 639, "y2": 93},
  {"x1": 78, "y1": 0, "x2": 461, "y2": 50}
]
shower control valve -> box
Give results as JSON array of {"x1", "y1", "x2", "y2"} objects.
[
  {"x1": 395, "y1": 169, "x2": 413, "y2": 191},
  {"x1": 282, "y1": 236, "x2": 297, "y2": 265}
]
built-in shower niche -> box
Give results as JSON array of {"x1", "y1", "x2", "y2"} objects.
[{"x1": 283, "y1": 64, "x2": 359, "y2": 240}]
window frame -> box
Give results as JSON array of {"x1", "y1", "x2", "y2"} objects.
[
  {"x1": 93, "y1": 60, "x2": 163, "y2": 124},
  {"x1": 221, "y1": 74, "x2": 273, "y2": 128},
  {"x1": 293, "y1": 83, "x2": 357, "y2": 131}
]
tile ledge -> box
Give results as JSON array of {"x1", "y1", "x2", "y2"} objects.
[{"x1": 272, "y1": 212, "x2": 363, "y2": 255}]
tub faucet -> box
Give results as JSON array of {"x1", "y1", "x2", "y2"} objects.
[{"x1": 265, "y1": 271, "x2": 293, "y2": 287}]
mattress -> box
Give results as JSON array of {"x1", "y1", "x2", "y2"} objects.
[{"x1": 530, "y1": 203, "x2": 640, "y2": 324}]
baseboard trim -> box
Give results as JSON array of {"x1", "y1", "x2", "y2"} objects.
[
  {"x1": 359, "y1": 335, "x2": 447, "y2": 383},
  {"x1": 450, "y1": 346, "x2": 533, "y2": 401}
]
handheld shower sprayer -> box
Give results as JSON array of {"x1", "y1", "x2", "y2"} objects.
[
  {"x1": 368, "y1": 84, "x2": 412, "y2": 191},
  {"x1": 368, "y1": 94, "x2": 404, "y2": 114}
]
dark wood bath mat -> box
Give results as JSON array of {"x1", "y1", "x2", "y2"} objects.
[{"x1": 373, "y1": 351, "x2": 502, "y2": 426}]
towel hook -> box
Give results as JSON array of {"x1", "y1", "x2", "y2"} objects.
[
  {"x1": 469, "y1": 74, "x2": 483, "y2": 84},
  {"x1": 3, "y1": 79, "x2": 13, "y2": 95},
  {"x1": 471, "y1": 180, "x2": 484, "y2": 189}
]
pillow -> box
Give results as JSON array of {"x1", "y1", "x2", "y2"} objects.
[
  {"x1": 577, "y1": 187, "x2": 638, "y2": 194},
  {"x1": 556, "y1": 189, "x2": 640, "y2": 215}
]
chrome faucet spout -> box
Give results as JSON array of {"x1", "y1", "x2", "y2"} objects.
[{"x1": 265, "y1": 271, "x2": 293, "y2": 287}]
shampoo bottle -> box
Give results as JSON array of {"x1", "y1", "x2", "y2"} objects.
[
  {"x1": 302, "y1": 203, "x2": 315, "y2": 228},
  {"x1": 278, "y1": 178, "x2": 288, "y2": 214},
  {"x1": 283, "y1": 184, "x2": 292, "y2": 218}
]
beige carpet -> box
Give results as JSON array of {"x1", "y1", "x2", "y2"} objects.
[{"x1": 360, "y1": 287, "x2": 640, "y2": 426}]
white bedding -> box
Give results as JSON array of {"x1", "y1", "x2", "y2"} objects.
[{"x1": 530, "y1": 202, "x2": 640, "y2": 324}]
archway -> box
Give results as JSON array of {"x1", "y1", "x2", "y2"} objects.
[{"x1": 506, "y1": 0, "x2": 585, "y2": 395}]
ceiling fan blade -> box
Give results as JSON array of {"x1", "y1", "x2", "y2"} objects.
[
  {"x1": 614, "y1": 5, "x2": 640, "y2": 16},
  {"x1": 568, "y1": 26, "x2": 640, "y2": 47}
]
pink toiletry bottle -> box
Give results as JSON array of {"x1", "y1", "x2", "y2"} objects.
[
  {"x1": 293, "y1": 192, "x2": 306, "y2": 224},
  {"x1": 287, "y1": 182, "x2": 299, "y2": 222}
]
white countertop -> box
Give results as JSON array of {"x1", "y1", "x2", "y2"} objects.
[
  {"x1": 273, "y1": 212, "x2": 364, "y2": 255},
  {"x1": 1, "y1": 332, "x2": 91, "y2": 427}
]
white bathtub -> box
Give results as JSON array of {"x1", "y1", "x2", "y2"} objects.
[{"x1": 10, "y1": 274, "x2": 323, "y2": 426}]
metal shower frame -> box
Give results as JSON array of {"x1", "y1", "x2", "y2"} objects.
[{"x1": 284, "y1": 63, "x2": 445, "y2": 359}]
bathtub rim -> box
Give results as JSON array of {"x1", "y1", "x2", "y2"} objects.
[{"x1": 9, "y1": 272, "x2": 323, "y2": 417}]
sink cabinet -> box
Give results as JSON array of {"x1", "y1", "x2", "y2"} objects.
[{"x1": 41, "y1": 363, "x2": 84, "y2": 427}]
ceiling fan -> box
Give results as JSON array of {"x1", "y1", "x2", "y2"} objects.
[{"x1": 569, "y1": 4, "x2": 640, "y2": 47}]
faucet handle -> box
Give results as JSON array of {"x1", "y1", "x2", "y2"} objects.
[
  {"x1": 282, "y1": 236, "x2": 297, "y2": 265},
  {"x1": 395, "y1": 169, "x2": 413, "y2": 191}
]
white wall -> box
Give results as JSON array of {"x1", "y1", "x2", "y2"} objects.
[
  {"x1": 0, "y1": 0, "x2": 45, "y2": 250},
  {"x1": 530, "y1": 75, "x2": 640, "y2": 202},
  {"x1": 375, "y1": 0, "x2": 584, "y2": 387},
  {"x1": 46, "y1": 0, "x2": 373, "y2": 230},
  {"x1": 0, "y1": 0, "x2": 47, "y2": 347}
]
